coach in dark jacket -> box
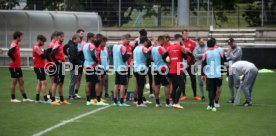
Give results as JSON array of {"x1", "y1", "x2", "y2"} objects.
[{"x1": 68, "y1": 34, "x2": 82, "y2": 99}]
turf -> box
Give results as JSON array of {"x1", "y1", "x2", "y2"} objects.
[{"x1": 0, "y1": 68, "x2": 275, "y2": 136}]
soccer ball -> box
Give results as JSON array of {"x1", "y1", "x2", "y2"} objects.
[
  {"x1": 145, "y1": 83, "x2": 150, "y2": 90},
  {"x1": 165, "y1": 56, "x2": 170, "y2": 62}
]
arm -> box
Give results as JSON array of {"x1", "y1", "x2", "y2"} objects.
[
  {"x1": 7, "y1": 47, "x2": 16, "y2": 62},
  {"x1": 193, "y1": 48, "x2": 203, "y2": 60},
  {"x1": 45, "y1": 48, "x2": 52, "y2": 62},
  {"x1": 121, "y1": 46, "x2": 131, "y2": 62},
  {"x1": 51, "y1": 47, "x2": 59, "y2": 63},
  {"x1": 201, "y1": 53, "x2": 207, "y2": 77},
  {"x1": 63, "y1": 41, "x2": 70, "y2": 56}
]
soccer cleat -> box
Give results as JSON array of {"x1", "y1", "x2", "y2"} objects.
[
  {"x1": 112, "y1": 103, "x2": 119, "y2": 107},
  {"x1": 227, "y1": 99, "x2": 234, "y2": 103},
  {"x1": 60, "y1": 100, "x2": 71, "y2": 105},
  {"x1": 11, "y1": 99, "x2": 21, "y2": 103},
  {"x1": 22, "y1": 98, "x2": 34, "y2": 102},
  {"x1": 179, "y1": 96, "x2": 187, "y2": 101},
  {"x1": 90, "y1": 99, "x2": 97, "y2": 105},
  {"x1": 96, "y1": 101, "x2": 109, "y2": 106},
  {"x1": 75, "y1": 94, "x2": 81, "y2": 99},
  {"x1": 155, "y1": 104, "x2": 162, "y2": 108},
  {"x1": 211, "y1": 107, "x2": 217, "y2": 112},
  {"x1": 194, "y1": 96, "x2": 201, "y2": 101},
  {"x1": 51, "y1": 101, "x2": 60, "y2": 105},
  {"x1": 214, "y1": 103, "x2": 221, "y2": 108},
  {"x1": 149, "y1": 94, "x2": 155, "y2": 98},
  {"x1": 143, "y1": 100, "x2": 152, "y2": 104},
  {"x1": 243, "y1": 101, "x2": 252, "y2": 107},
  {"x1": 206, "y1": 105, "x2": 212, "y2": 111},
  {"x1": 86, "y1": 101, "x2": 93, "y2": 106},
  {"x1": 133, "y1": 101, "x2": 138, "y2": 105},
  {"x1": 172, "y1": 104, "x2": 183, "y2": 109},
  {"x1": 119, "y1": 103, "x2": 130, "y2": 107},
  {"x1": 165, "y1": 104, "x2": 173, "y2": 108},
  {"x1": 45, "y1": 99, "x2": 52, "y2": 104},
  {"x1": 136, "y1": 104, "x2": 147, "y2": 107}
]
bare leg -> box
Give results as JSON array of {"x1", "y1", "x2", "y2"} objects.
[{"x1": 10, "y1": 78, "x2": 18, "y2": 99}]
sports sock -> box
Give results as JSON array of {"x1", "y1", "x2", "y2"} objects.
[
  {"x1": 36, "y1": 94, "x2": 40, "y2": 101},
  {"x1": 86, "y1": 96, "x2": 90, "y2": 102},
  {"x1": 134, "y1": 97, "x2": 138, "y2": 102},
  {"x1": 22, "y1": 93, "x2": 27, "y2": 99},
  {"x1": 44, "y1": 96, "x2": 48, "y2": 101},
  {"x1": 60, "y1": 96, "x2": 64, "y2": 102},
  {"x1": 74, "y1": 89, "x2": 79, "y2": 94},
  {"x1": 97, "y1": 96, "x2": 101, "y2": 102},
  {"x1": 142, "y1": 97, "x2": 146, "y2": 101},
  {"x1": 114, "y1": 98, "x2": 118, "y2": 104},
  {"x1": 11, "y1": 94, "x2": 15, "y2": 99},
  {"x1": 156, "y1": 99, "x2": 160, "y2": 104},
  {"x1": 166, "y1": 99, "x2": 170, "y2": 105},
  {"x1": 120, "y1": 98, "x2": 124, "y2": 104}
]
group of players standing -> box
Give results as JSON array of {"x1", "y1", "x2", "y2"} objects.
[{"x1": 7, "y1": 28, "x2": 257, "y2": 111}]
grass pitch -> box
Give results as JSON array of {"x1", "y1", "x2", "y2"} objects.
[{"x1": 0, "y1": 68, "x2": 275, "y2": 136}]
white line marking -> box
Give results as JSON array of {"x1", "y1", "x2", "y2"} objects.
[{"x1": 33, "y1": 105, "x2": 111, "y2": 136}]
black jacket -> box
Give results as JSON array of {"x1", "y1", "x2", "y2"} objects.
[{"x1": 68, "y1": 41, "x2": 83, "y2": 67}]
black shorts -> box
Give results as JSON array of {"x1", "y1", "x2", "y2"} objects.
[
  {"x1": 115, "y1": 71, "x2": 128, "y2": 85},
  {"x1": 34, "y1": 68, "x2": 46, "y2": 81},
  {"x1": 9, "y1": 68, "x2": 23, "y2": 78},
  {"x1": 84, "y1": 67, "x2": 99, "y2": 83},
  {"x1": 54, "y1": 63, "x2": 65, "y2": 84},
  {"x1": 153, "y1": 71, "x2": 169, "y2": 86},
  {"x1": 206, "y1": 78, "x2": 221, "y2": 92}
]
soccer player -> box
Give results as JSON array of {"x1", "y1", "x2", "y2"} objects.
[
  {"x1": 83, "y1": 32, "x2": 99, "y2": 105},
  {"x1": 133, "y1": 37, "x2": 151, "y2": 107},
  {"x1": 50, "y1": 31, "x2": 71, "y2": 105},
  {"x1": 152, "y1": 36, "x2": 171, "y2": 107},
  {"x1": 226, "y1": 38, "x2": 242, "y2": 103},
  {"x1": 193, "y1": 37, "x2": 207, "y2": 101},
  {"x1": 99, "y1": 36, "x2": 109, "y2": 101},
  {"x1": 201, "y1": 38, "x2": 224, "y2": 112},
  {"x1": 75, "y1": 29, "x2": 86, "y2": 98},
  {"x1": 163, "y1": 34, "x2": 187, "y2": 109},
  {"x1": 112, "y1": 35, "x2": 132, "y2": 107},
  {"x1": 134, "y1": 29, "x2": 154, "y2": 99},
  {"x1": 230, "y1": 60, "x2": 258, "y2": 106},
  {"x1": 92, "y1": 33, "x2": 109, "y2": 106},
  {"x1": 181, "y1": 29, "x2": 201, "y2": 101},
  {"x1": 8, "y1": 31, "x2": 33, "y2": 103},
  {"x1": 67, "y1": 34, "x2": 83, "y2": 100},
  {"x1": 123, "y1": 34, "x2": 133, "y2": 101},
  {"x1": 32, "y1": 35, "x2": 51, "y2": 103},
  {"x1": 45, "y1": 32, "x2": 58, "y2": 98}
]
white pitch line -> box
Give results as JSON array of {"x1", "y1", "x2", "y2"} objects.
[{"x1": 33, "y1": 105, "x2": 111, "y2": 136}]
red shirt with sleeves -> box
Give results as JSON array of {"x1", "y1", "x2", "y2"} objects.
[
  {"x1": 8, "y1": 40, "x2": 21, "y2": 68},
  {"x1": 183, "y1": 39, "x2": 196, "y2": 63},
  {"x1": 124, "y1": 44, "x2": 133, "y2": 65},
  {"x1": 52, "y1": 42, "x2": 65, "y2": 62},
  {"x1": 167, "y1": 43, "x2": 185, "y2": 74},
  {"x1": 32, "y1": 43, "x2": 45, "y2": 68}
]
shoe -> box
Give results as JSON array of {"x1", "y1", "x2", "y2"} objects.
[
  {"x1": 90, "y1": 99, "x2": 97, "y2": 105},
  {"x1": 155, "y1": 104, "x2": 162, "y2": 108},
  {"x1": 206, "y1": 105, "x2": 212, "y2": 111},
  {"x1": 149, "y1": 94, "x2": 155, "y2": 98},
  {"x1": 194, "y1": 96, "x2": 201, "y2": 101},
  {"x1": 133, "y1": 101, "x2": 138, "y2": 105},
  {"x1": 45, "y1": 99, "x2": 52, "y2": 104},
  {"x1": 101, "y1": 98, "x2": 106, "y2": 102},
  {"x1": 22, "y1": 98, "x2": 34, "y2": 102},
  {"x1": 173, "y1": 104, "x2": 183, "y2": 109},
  {"x1": 143, "y1": 100, "x2": 152, "y2": 104},
  {"x1": 35, "y1": 100, "x2": 44, "y2": 104},
  {"x1": 165, "y1": 104, "x2": 173, "y2": 108},
  {"x1": 243, "y1": 101, "x2": 252, "y2": 107},
  {"x1": 214, "y1": 103, "x2": 220, "y2": 108},
  {"x1": 104, "y1": 93, "x2": 110, "y2": 98},
  {"x1": 11, "y1": 99, "x2": 21, "y2": 103},
  {"x1": 96, "y1": 101, "x2": 109, "y2": 106},
  {"x1": 179, "y1": 96, "x2": 187, "y2": 101},
  {"x1": 201, "y1": 96, "x2": 205, "y2": 101},
  {"x1": 113, "y1": 103, "x2": 119, "y2": 107},
  {"x1": 136, "y1": 104, "x2": 147, "y2": 107},
  {"x1": 47, "y1": 95, "x2": 51, "y2": 99},
  {"x1": 51, "y1": 101, "x2": 60, "y2": 105},
  {"x1": 86, "y1": 101, "x2": 93, "y2": 106},
  {"x1": 75, "y1": 94, "x2": 81, "y2": 99},
  {"x1": 119, "y1": 103, "x2": 130, "y2": 107},
  {"x1": 60, "y1": 100, "x2": 71, "y2": 105},
  {"x1": 227, "y1": 99, "x2": 234, "y2": 103},
  {"x1": 211, "y1": 107, "x2": 217, "y2": 112}
]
